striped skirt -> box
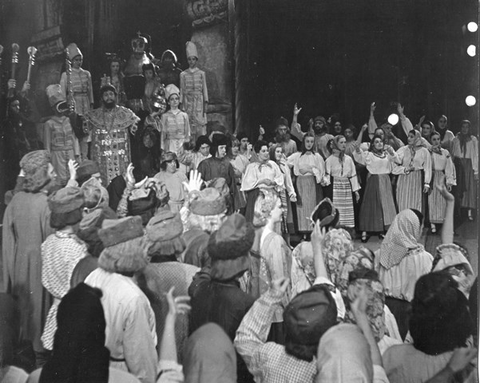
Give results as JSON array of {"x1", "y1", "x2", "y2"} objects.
[
  {"x1": 459, "y1": 158, "x2": 477, "y2": 209},
  {"x1": 396, "y1": 170, "x2": 423, "y2": 214},
  {"x1": 428, "y1": 170, "x2": 447, "y2": 223},
  {"x1": 296, "y1": 175, "x2": 323, "y2": 232},
  {"x1": 360, "y1": 174, "x2": 397, "y2": 232},
  {"x1": 332, "y1": 177, "x2": 355, "y2": 228}
]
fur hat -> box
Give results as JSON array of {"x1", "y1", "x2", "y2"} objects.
[
  {"x1": 48, "y1": 186, "x2": 84, "y2": 214},
  {"x1": 46, "y1": 84, "x2": 66, "y2": 107},
  {"x1": 284, "y1": 284, "x2": 338, "y2": 361},
  {"x1": 97, "y1": 217, "x2": 148, "y2": 273},
  {"x1": 208, "y1": 213, "x2": 254, "y2": 280},
  {"x1": 146, "y1": 210, "x2": 185, "y2": 257},
  {"x1": 190, "y1": 188, "x2": 227, "y2": 216},
  {"x1": 77, "y1": 160, "x2": 100, "y2": 184},
  {"x1": 98, "y1": 216, "x2": 144, "y2": 247},
  {"x1": 20, "y1": 150, "x2": 52, "y2": 193},
  {"x1": 66, "y1": 43, "x2": 82, "y2": 60},
  {"x1": 99, "y1": 83, "x2": 117, "y2": 96},
  {"x1": 165, "y1": 84, "x2": 180, "y2": 100}
]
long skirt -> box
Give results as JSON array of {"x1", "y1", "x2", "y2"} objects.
[
  {"x1": 296, "y1": 175, "x2": 323, "y2": 233},
  {"x1": 396, "y1": 170, "x2": 423, "y2": 214},
  {"x1": 360, "y1": 174, "x2": 397, "y2": 232},
  {"x1": 428, "y1": 170, "x2": 448, "y2": 223},
  {"x1": 459, "y1": 158, "x2": 477, "y2": 209},
  {"x1": 332, "y1": 177, "x2": 355, "y2": 228}
]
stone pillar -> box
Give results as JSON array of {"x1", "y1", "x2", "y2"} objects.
[{"x1": 185, "y1": 0, "x2": 233, "y2": 133}]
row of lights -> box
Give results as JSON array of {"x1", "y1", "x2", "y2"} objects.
[{"x1": 465, "y1": 21, "x2": 477, "y2": 106}]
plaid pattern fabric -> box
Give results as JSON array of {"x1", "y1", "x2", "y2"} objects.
[
  {"x1": 235, "y1": 289, "x2": 317, "y2": 383},
  {"x1": 41, "y1": 231, "x2": 88, "y2": 350}
]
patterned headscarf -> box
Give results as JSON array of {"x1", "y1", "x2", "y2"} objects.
[
  {"x1": 252, "y1": 189, "x2": 279, "y2": 227},
  {"x1": 321, "y1": 228, "x2": 354, "y2": 288},
  {"x1": 343, "y1": 271, "x2": 387, "y2": 342},
  {"x1": 378, "y1": 209, "x2": 424, "y2": 269},
  {"x1": 336, "y1": 247, "x2": 375, "y2": 295}
]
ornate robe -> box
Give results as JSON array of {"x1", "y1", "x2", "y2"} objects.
[{"x1": 85, "y1": 106, "x2": 139, "y2": 185}]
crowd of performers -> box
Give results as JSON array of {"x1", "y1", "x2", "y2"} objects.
[{"x1": 0, "y1": 34, "x2": 478, "y2": 383}]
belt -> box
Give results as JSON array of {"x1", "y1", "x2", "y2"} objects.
[{"x1": 110, "y1": 356, "x2": 126, "y2": 362}]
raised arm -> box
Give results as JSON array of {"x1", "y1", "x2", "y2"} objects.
[
  {"x1": 398, "y1": 103, "x2": 415, "y2": 137},
  {"x1": 234, "y1": 277, "x2": 290, "y2": 373},
  {"x1": 290, "y1": 103, "x2": 306, "y2": 142},
  {"x1": 436, "y1": 174, "x2": 455, "y2": 244},
  {"x1": 368, "y1": 102, "x2": 378, "y2": 139}
]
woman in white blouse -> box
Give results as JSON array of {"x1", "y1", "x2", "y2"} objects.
[
  {"x1": 287, "y1": 133, "x2": 325, "y2": 239},
  {"x1": 353, "y1": 135, "x2": 398, "y2": 242}
]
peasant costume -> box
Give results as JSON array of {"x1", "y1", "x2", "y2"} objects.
[
  {"x1": 451, "y1": 133, "x2": 478, "y2": 209},
  {"x1": 324, "y1": 140, "x2": 360, "y2": 228},
  {"x1": 428, "y1": 146, "x2": 456, "y2": 224},
  {"x1": 287, "y1": 151, "x2": 325, "y2": 233},
  {"x1": 353, "y1": 148, "x2": 398, "y2": 232},
  {"x1": 392, "y1": 131, "x2": 432, "y2": 214}
]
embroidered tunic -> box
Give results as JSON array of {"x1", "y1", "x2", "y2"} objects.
[
  {"x1": 44, "y1": 115, "x2": 80, "y2": 185},
  {"x1": 60, "y1": 68, "x2": 94, "y2": 115},
  {"x1": 160, "y1": 109, "x2": 191, "y2": 154},
  {"x1": 180, "y1": 67, "x2": 208, "y2": 139},
  {"x1": 85, "y1": 106, "x2": 139, "y2": 185}
]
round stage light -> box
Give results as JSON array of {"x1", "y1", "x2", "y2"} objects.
[
  {"x1": 387, "y1": 113, "x2": 399, "y2": 125},
  {"x1": 465, "y1": 95, "x2": 476, "y2": 107},
  {"x1": 467, "y1": 44, "x2": 476, "y2": 57},
  {"x1": 467, "y1": 22, "x2": 478, "y2": 33}
]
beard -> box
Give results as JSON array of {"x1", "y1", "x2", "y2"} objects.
[
  {"x1": 103, "y1": 100, "x2": 116, "y2": 109},
  {"x1": 276, "y1": 131, "x2": 291, "y2": 143}
]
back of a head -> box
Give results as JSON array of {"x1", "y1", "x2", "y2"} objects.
[
  {"x1": 40, "y1": 283, "x2": 109, "y2": 383},
  {"x1": 316, "y1": 324, "x2": 373, "y2": 383},
  {"x1": 184, "y1": 323, "x2": 236, "y2": 383},
  {"x1": 410, "y1": 272, "x2": 474, "y2": 355},
  {"x1": 284, "y1": 284, "x2": 338, "y2": 362}
]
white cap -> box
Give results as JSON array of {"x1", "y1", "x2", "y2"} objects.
[
  {"x1": 165, "y1": 84, "x2": 180, "y2": 100},
  {"x1": 46, "y1": 84, "x2": 66, "y2": 107},
  {"x1": 186, "y1": 41, "x2": 198, "y2": 59}
]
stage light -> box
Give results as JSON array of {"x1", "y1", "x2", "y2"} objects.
[
  {"x1": 467, "y1": 22, "x2": 478, "y2": 33},
  {"x1": 387, "y1": 113, "x2": 399, "y2": 125},
  {"x1": 467, "y1": 45, "x2": 476, "y2": 57},
  {"x1": 465, "y1": 95, "x2": 476, "y2": 107}
]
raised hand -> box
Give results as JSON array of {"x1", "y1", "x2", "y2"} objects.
[
  {"x1": 435, "y1": 173, "x2": 454, "y2": 202},
  {"x1": 183, "y1": 169, "x2": 203, "y2": 193},
  {"x1": 166, "y1": 286, "x2": 191, "y2": 318},
  {"x1": 126, "y1": 163, "x2": 136, "y2": 186},
  {"x1": 370, "y1": 102, "x2": 376, "y2": 115},
  {"x1": 397, "y1": 103, "x2": 404, "y2": 116},
  {"x1": 68, "y1": 159, "x2": 78, "y2": 181},
  {"x1": 293, "y1": 103, "x2": 302, "y2": 116}
]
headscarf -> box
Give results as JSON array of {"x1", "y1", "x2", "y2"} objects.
[
  {"x1": 329, "y1": 135, "x2": 345, "y2": 162},
  {"x1": 184, "y1": 323, "x2": 236, "y2": 383},
  {"x1": 316, "y1": 324, "x2": 373, "y2": 383},
  {"x1": 457, "y1": 120, "x2": 472, "y2": 155},
  {"x1": 378, "y1": 209, "x2": 424, "y2": 269},
  {"x1": 407, "y1": 130, "x2": 426, "y2": 162},
  {"x1": 252, "y1": 189, "x2": 279, "y2": 227},
  {"x1": 343, "y1": 269, "x2": 387, "y2": 342},
  {"x1": 336, "y1": 247, "x2": 375, "y2": 295},
  {"x1": 430, "y1": 132, "x2": 443, "y2": 155},
  {"x1": 321, "y1": 228, "x2": 354, "y2": 290},
  {"x1": 432, "y1": 244, "x2": 475, "y2": 297}
]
